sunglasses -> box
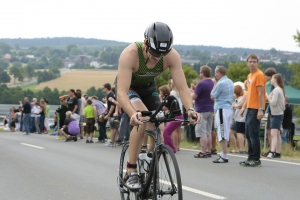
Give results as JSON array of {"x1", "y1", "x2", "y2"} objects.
[{"x1": 148, "y1": 48, "x2": 167, "y2": 58}]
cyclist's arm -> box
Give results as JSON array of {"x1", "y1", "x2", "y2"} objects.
[
  {"x1": 167, "y1": 49, "x2": 200, "y2": 123},
  {"x1": 117, "y1": 44, "x2": 138, "y2": 118},
  {"x1": 168, "y1": 50, "x2": 193, "y2": 111}
]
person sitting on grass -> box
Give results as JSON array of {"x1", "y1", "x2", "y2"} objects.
[
  {"x1": 84, "y1": 99, "x2": 96, "y2": 143},
  {"x1": 58, "y1": 111, "x2": 80, "y2": 142}
]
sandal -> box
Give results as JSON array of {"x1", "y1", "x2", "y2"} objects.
[
  {"x1": 238, "y1": 150, "x2": 247, "y2": 154},
  {"x1": 194, "y1": 152, "x2": 207, "y2": 158},
  {"x1": 211, "y1": 149, "x2": 217, "y2": 155},
  {"x1": 206, "y1": 152, "x2": 212, "y2": 157},
  {"x1": 230, "y1": 150, "x2": 238, "y2": 153}
]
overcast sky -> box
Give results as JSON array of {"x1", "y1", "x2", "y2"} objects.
[{"x1": 2, "y1": 0, "x2": 300, "y2": 52}]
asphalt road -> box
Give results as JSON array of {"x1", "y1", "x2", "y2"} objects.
[{"x1": 1, "y1": 131, "x2": 300, "y2": 200}]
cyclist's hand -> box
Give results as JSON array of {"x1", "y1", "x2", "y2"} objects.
[
  {"x1": 188, "y1": 111, "x2": 201, "y2": 124},
  {"x1": 130, "y1": 111, "x2": 144, "y2": 126}
]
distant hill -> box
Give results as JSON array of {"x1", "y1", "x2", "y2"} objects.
[
  {"x1": 0, "y1": 37, "x2": 129, "y2": 48},
  {"x1": 0, "y1": 37, "x2": 299, "y2": 56}
]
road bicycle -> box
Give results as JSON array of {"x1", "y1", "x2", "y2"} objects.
[{"x1": 118, "y1": 98, "x2": 192, "y2": 200}]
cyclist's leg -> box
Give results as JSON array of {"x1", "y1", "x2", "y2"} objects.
[{"x1": 127, "y1": 98, "x2": 148, "y2": 173}]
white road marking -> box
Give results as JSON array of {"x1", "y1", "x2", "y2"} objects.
[
  {"x1": 160, "y1": 179, "x2": 226, "y2": 199},
  {"x1": 181, "y1": 148, "x2": 300, "y2": 166},
  {"x1": 121, "y1": 169, "x2": 226, "y2": 199},
  {"x1": 20, "y1": 143, "x2": 45, "y2": 149}
]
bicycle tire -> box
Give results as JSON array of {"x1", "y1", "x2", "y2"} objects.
[
  {"x1": 119, "y1": 142, "x2": 142, "y2": 200},
  {"x1": 153, "y1": 144, "x2": 182, "y2": 200}
]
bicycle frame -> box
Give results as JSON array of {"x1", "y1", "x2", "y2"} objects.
[{"x1": 119, "y1": 96, "x2": 189, "y2": 199}]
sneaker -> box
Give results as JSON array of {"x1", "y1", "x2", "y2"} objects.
[
  {"x1": 105, "y1": 142, "x2": 115, "y2": 147},
  {"x1": 96, "y1": 140, "x2": 105, "y2": 143},
  {"x1": 125, "y1": 171, "x2": 141, "y2": 190},
  {"x1": 261, "y1": 151, "x2": 270, "y2": 157},
  {"x1": 86, "y1": 140, "x2": 90, "y2": 143},
  {"x1": 239, "y1": 159, "x2": 252, "y2": 166},
  {"x1": 80, "y1": 136, "x2": 84, "y2": 139},
  {"x1": 267, "y1": 152, "x2": 275, "y2": 158},
  {"x1": 213, "y1": 156, "x2": 228, "y2": 163},
  {"x1": 65, "y1": 137, "x2": 72, "y2": 142},
  {"x1": 89, "y1": 140, "x2": 94, "y2": 143},
  {"x1": 73, "y1": 137, "x2": 77, "y2": 142},
  {"x1": 57, "y1": 136, "x2": 66, "y2": 140},
  {"x1": 244, "y1": 160, "x2": 262, "y2": 167},
  {"x1": 238, "y1": 150, "x2": 247, "y2": 154}
]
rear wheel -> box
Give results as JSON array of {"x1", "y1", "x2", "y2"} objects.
[
  {"x1": 153, "y1": 145, "x2": 182, "y2": 200},
  {"x1": 119, "y1": 142, "x2": 141, "y2": 200}
]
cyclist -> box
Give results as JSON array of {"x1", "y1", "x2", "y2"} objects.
[{"x1": 116, "y1": 22, "x2": 201, "y2": 190}]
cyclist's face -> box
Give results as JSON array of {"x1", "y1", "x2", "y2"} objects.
[{"x1": 148, "y1": 48, "x2": 162, "y2": 58}]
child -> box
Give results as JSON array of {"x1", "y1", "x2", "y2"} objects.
[{"x1": 84, "y1": 99, "x2": 96, "y2": 143}]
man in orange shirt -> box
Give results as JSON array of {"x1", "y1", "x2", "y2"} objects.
[{"x1": 240, "y1": 54, "x2": 266, "y2": 167}]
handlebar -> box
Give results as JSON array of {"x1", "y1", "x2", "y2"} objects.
[
  {"x1": 142, "y1": 117, "x2": 190, "y2": 124},
  {"x1": 138, "y1": 95, "x2": 198, "y2": 124}
]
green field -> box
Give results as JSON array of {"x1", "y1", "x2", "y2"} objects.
[{"x1": 19, "y1": 83, "x2": 39, "y2": 92}]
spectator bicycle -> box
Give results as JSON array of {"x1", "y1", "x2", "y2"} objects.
[{"x1": 118, "y1": 98, "x2": 192, "y2": 200}]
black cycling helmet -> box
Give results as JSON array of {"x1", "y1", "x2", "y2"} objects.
[{"x1": 144, "y1": 22, "x2": 173, "y2": 57}]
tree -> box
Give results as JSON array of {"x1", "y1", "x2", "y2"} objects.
[
  {"x1": 9, "y1": 66, "x2": 22, "y2": 84},
  {"x1": 270, "y1": 48, "x2": 277, "y2": 55},
  {"x1": 0, "y1": 69, "x2": 11, "y2": 83},
  {"x1": 12, "y1": 61, "x2": 22, "y2": 68},
  {"x1": 293, "y1": 30, "x2": 300, "y2": 47},
  {"x1": 70, "y1": 47, "x2": 81, "y2": 55},
  {"x1": 287, "y1": 30, "x2": 300, "y2": 89},
  {"x1": 66, "y1": 44, "x2": 78, "y2": 54},
  {"x1": 227, "y1": 62, "x2": 250, "y2": 82},
  {"x1": 0, "y1": 58, "x2": 9, "y2": 69},
  {"x1": 286, "y1": 63, "x2": 300, "y2": 89},
  {"x1": 155, "y1": 65, "x2": 198, "y2": 88},
  {"x1": 24, "y1": 65, "x2": 36, "y2": 81},
  {"x1": 86, "y1": 86, "x2": 97, "y2": 96},
  {"x1": 17, "y1": 73, "x2": 24, "y2": 83},
  {"x1": 227, "y1": 62, "x2": 263, "y2": 82},
  {"x1": 225, "y1": 54, "x2": 240, "y2": 63},
  {"x1": 199, "y1": 51, "x2": 211, "y2": 63},
  {"x1": 10, "y1": 56, "x2": 20, "y2": 62},
  {"x1": 0, "y1": 42, "x2": 12, "y2": 54}
]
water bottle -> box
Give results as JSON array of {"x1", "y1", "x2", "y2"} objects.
[
  {"x1": 138, "y1": 153, "x2": 147, "y2": 173},
  {"x1": 145, "y1": 152, "x2": 153, "y2": 168}
]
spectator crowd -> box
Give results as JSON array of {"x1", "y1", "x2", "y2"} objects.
[{"x1": 3, "y1": 53, "x2": 294, "y2": 167}]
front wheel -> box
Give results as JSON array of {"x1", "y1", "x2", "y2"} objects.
[{"x1": 153, "y1": 145, "x2": 182, "y2": 200}]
